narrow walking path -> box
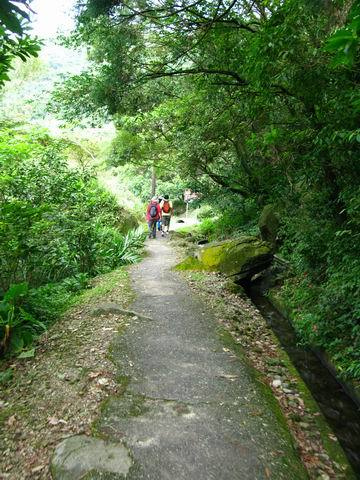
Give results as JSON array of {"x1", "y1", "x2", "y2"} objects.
[{"x1": 97, "y1": 239, "x2": 306, "y2": 479}]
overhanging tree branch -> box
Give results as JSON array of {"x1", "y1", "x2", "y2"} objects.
[
  {"x1": 144, "y1": 68, "x2": 248, "y2": 85},
  {"x1": 200, "y1": 161, "x2": 249, "y2": 196}
]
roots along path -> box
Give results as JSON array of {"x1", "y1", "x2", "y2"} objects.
[{"x1": 98, "y1": 239, "x2": 306, "y2": 479}]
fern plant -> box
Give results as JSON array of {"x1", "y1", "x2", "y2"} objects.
[
  {"x1": 0, "y1": 283, "x2": 46, "y2": 356},
  {"x1": 119, "y1": 227, "x2": 147, "y2": 264},
  {"x1": 97, "y1": 225, "x2": 146, "y2": 270}
]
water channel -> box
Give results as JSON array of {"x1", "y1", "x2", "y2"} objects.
[{"x1": 246, "y1": 283, "x2": 360, "y2": 476}]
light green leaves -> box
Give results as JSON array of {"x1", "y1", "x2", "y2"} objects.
[{"x1": 325, "y1": 1, "x2": 360, "y2": 66}]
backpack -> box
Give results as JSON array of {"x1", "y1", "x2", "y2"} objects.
[
  {"x1": 162, "y1": 200, "x2": 170, "y2": 214},
  {"x1": 149, "y1": 203, "x2": 158, "y2": 218}
]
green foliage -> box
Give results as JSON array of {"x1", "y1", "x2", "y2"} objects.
[
  {"x1": 197, "y1": 219, "x2": 217, "y2": 239},
  {"x1": 0, "y1": 123, "x2": 141, "y2": 290},
  {"x1": 196, "y1": 205, "x2": 216, "y2": 221},
  {"x1": 25, "y1": 274, "x2": 91, "y2": 324},
  {"x1": 194, "y1": 197, "x2": 259, "y2": 240},
  {"x1": 279, "y1": 201, "x2": 360, "y2": 380},
  {"x1": 0, "y1": 282, "x2": 46, "y2": 355},
  {"x1": 0, "y1": 368, "x2": 13, "y2": 385},
  {"x1": 53, "y1": 0, "x2": 360, "y2": 380},
  {"x1": 0, "y1": 0, "x2": 41, "y2": 88},
  {"x1": 0, "y1": 122, "x2": 145, "y2": 357},
  {"x1": 96, "y1": 226, "x2": 147, "y2": 271},
  {"x1": 114, "y1": 164, "x2": 187, "y2": 204},
  {"x1": 326, "y1": 1, "x2": 360, "y2": 66}
]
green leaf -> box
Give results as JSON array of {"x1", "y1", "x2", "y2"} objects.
[
  {"x1": 0, "y1": 9, "x2": 23, "y2": 36},
  {"x1": 4, "y1": 283, "x2": 28, "y2": 303},
  {"x1": 9, "y1": 3, "x2": 30, "y2": 21},
  {"x1": 17, "y1": 348, "x2": 35, "y2": 359},
  {"x1": 9, "y1": 332, "x2": 24, "y2": 352}
]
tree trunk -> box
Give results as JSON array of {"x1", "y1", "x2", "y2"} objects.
[{"x1": 151, "y1": 164, "x2": 156, "y2": 197}]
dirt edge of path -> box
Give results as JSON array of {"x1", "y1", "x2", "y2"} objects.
[{"x1": 0, "y1": 267, "x2": 135, "y2": 480}]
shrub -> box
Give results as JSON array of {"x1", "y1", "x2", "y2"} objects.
[
  {"x1": 279, "y1": 208, "x2": 360, "y2": 380},
  {"x1": 0, "y1": 283, "x2": 46, "y2": 355},
  {"x1": 95, "y1": 226, "x2": 147, "y2": 271},
  {"x1": 0, "y1": 124, "x2": 146, "y2": 358},
  {"x1": 196, "y1": 205, "x2": 215, "y2": 221}
]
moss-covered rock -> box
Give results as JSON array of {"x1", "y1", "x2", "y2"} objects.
[
  {"x1": 176, "y1": 237, "x2": 273, "y2": 279},
  {"x1": 174, "y1": 256, "x2": 205, "y2": 271},
  {"x1": 196, "y1": 237, "x2": 273, "y2": 279},
  {"x1": 259, "y1": 204, "x2": 279, "y2": 248},
  {"x1": 117, "y1": 208, "x2": 139, "y2": 234}
]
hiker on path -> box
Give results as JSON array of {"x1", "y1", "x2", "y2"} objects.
[
  {"x1": 160, "y1": 194, "x2": 173, "y2": 236},
  {"x1": 157, "y1": 196, "x2": 164, "y2": 232},
  {"x1": 146, "y1": 196, "x2": 161, "y2": 239}
]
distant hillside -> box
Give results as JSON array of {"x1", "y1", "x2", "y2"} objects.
[{"x1": 0, "y1": 41, "x2": 86, "y2": 123}]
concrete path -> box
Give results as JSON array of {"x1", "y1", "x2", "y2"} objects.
[{"x1": 97, "y1": 239, "x2": 306, "y2": 479}]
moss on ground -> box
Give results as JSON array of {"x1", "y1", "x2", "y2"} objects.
[
  {"x1": 73, "y1": 267, "x2": 135, "y2": 308},
  {"x1": 0, "y1": 404, "x2": 29, "y2": 430},
  {"x1": 115, "y1": 375, "x2": 131, "y2": 395},
  {"x1": 174, "y1": 256, "x2": 206, "y2": 271}
]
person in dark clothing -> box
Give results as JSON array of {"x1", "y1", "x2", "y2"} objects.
[{"x1": 157, "y1": 196, "x2": 164, "y2": 231}]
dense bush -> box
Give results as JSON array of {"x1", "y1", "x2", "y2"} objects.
[
  {"x1": 0, "y1": 123, "x2": 145, "y2": 357},
  {"x1": 194, "y1": 197, "x2": 259, "y2": 240},
  {"x1": 279, "y1": 190, "x2": 360, "y2": 379},
  {"x1": 196, "y1": 205, "x2": 215, "y2": 221},
  {"x1": 0, "y1": 283, "x2": 46, "y2": 356}
]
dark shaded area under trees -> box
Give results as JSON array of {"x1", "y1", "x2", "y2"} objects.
[{"x1": 51, "y1": 0, "x2": 359, "y2": 380}]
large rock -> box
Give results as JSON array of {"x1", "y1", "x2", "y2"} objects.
[
  {"x1": 117, "y1": 207, "x2": 139, "y2": 234},
  {"x1": 258, "y1": 205, "x2": 279, "y2": 248},
  {"x1": 175, "y1": 237, "x2": 273, "y2": 280},
  {"x1": 51, "y1": 435, "x2": 132, "y2": 480}
]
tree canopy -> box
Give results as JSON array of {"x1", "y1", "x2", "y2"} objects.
[{"x1": 49, "y1": 0, "x2": 360, "y2": 379}]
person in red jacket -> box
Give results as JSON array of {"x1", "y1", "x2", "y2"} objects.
[{"x1": 146, "y1": 196, "x2": 162, "y2": 239}]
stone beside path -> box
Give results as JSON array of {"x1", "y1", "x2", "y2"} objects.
[
  {"x1": 52, "y1": 238, "x2": 306, "y2": 479},
  {"x1": 52, "y1": 436, "x2": 132, "y2": 479}
]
